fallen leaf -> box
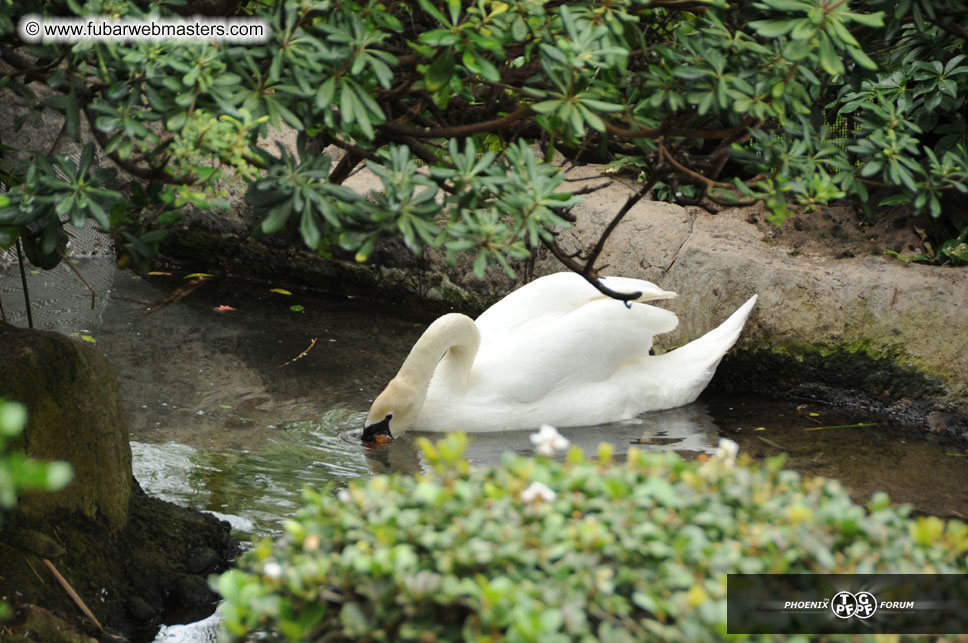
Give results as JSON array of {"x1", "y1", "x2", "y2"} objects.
[
  {"x1": 289, "y1": 305, "x2": 305, "y2": 312},
  {"x1": 214, "y1": 305, "x2": 237, "y2": 312},
  {"x1": 270, "y1": 288, "x2": 292, "y2": 295},
  {"x1": 147, "y1": 271, "x2": 172, "y2": 276},
  {"x1": 80, "y1": 334, "x2": 96, "y2": 343},
  {"x1": 183, "y1": 272, "x2": 214, "y2": 279}
]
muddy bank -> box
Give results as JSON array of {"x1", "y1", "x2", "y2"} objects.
[{"x1": 1, "y1": 482, "x2": 237, "y2": 641}]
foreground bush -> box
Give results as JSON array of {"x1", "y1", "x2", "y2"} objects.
[{"x1": 216, "y1": 434, "x2": 968, "y2": 641}]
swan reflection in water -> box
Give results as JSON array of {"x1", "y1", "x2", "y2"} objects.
[{"x1": 362, "y1": 401, "x2": 720, "y2": 475}]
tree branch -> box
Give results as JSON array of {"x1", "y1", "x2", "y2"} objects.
[
  {"x1": 380, "y1": 106, "x2": 533, "y2": 139},
  {"x1": 539, "y1": 176, "x2": 659, "y2": 302},
  {"x1": 658, "y1": 140, "x2": 732, "y2": 189},
  {"x1": 604, "y1": 118, "x2": 750, "y2": 141},
  {"x1": 541, "y1": 235, "x2": 647, "y2": 302},
  {"x1": 581, "y1": 177, "x2": 657, "y2": 276}
]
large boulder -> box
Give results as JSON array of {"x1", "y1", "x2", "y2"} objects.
[{"x1": 0, "y1": 323, "x2": 131, "y2": 530}]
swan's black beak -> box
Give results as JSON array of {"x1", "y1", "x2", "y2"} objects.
[{"x1": 362, "y1": 414, "x2": 394, "y2": 447}]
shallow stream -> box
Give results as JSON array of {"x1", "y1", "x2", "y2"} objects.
[{"x1": 3, "y1": 257, "x2": 967, "y2": 640}]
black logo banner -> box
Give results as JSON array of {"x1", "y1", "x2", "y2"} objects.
[{"x1": 727, "y1": 574, "x2": 968, "y2": 634}]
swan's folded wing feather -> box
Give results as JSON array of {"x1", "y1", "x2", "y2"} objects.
[
  {"x1": 470, "y1": 298, "x2": 678, "y2": 404},
  {"x1": 475, "y1": 272, "x2": 675, "y2": 344}
]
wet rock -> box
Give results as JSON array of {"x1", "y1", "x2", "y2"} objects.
[
  {"x1": 926, "y1": 410, "x2": 968, "y2": 439},
  {"x1": 6, "y1": 604, "x2": 99, "y2": 643},
  {"x1": 125, "y1": 596, "x2": 158, "y2": 624},
  {"x1": 170, "y1": 574, "x2": 219, "y2": 607},
  {"x1": 7, "y1": 528, "x2": 66, "y2": 559},
  {"x1": 184, "y1": 546, "x2": 220, "y2": 575}
]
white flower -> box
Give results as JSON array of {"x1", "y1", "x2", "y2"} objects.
[
  {"x1": 263, "y1": 561, "x2": 283, "y2": 579},
  {"x1": 530, "y1": 424, "x2": 570, "y2": 456},
  {"x1": 521, "y1": 481, "x2": 557, "y2": 503},
  {"x1": 337, "y1": 489, "x2": 352, "y2": 503},
  {"x1": 714, "y1": 438, "x2": 739, "y2": 467}
]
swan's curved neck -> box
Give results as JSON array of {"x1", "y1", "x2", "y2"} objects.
[{"x1": 396, "y1": 313, "x2": 480, "y2": 392}]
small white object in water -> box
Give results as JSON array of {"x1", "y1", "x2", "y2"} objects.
[
  {"x1": 530, "y1": 424, "x2": 570, "y2": 456},
  {"x1": 521, "y1": 481, "x2": 556, "y2": 503},
  {"x1": 714, "y1": 438, "x2": 739, "y2": 468}
]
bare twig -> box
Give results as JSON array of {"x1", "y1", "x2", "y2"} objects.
[
  {"x1": 142, "y1": 275, "x2": 210, "y2": 317},
  {"x1": 16, "y1": 238, "x2": 33, "y2": 329},
  {"x1": 43, "y1": 558, "x2": 104, "y2": 632},
  {"x1": 541, "y1": 238, "x2": 642, "y2": 302},
  {"x1": 57, "y1": 250, "x2": 96, "y2": 310},
  {"x1": 279, "y1": 337, "x2": 319, "y2": 367},
  {"x1": 657, "y1": 140, "x2": 732, "y2": 189},
  {"x1": 580, "y1": 177, "x2": 658, "y2": 276}
]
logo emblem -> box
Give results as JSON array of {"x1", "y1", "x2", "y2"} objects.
[{"x1": 832, "y1": 591, "x2": 877, "y2": 620}]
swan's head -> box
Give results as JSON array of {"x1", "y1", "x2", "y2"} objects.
[{"x1": 362, "y1": 378, "x2": 419, "y2": 446}]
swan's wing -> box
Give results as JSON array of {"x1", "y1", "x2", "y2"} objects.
[
  {"x1": 470, "y1": 297, "x2": 679, "y2": 404},
  {"x1": 475, "y1": 272, "x2": 676, "y2": 343}
]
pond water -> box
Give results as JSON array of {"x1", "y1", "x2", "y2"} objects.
[{"x1": 3, "y1": 257, "x2": 968, "y2": 638}]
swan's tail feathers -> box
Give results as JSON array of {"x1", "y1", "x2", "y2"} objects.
[
  {"x1": 648, "y1": 295, "x2": 757, "y2": 407},
  {"x1": 672, "y1": 295, "x2": 757, "y2": 369}
]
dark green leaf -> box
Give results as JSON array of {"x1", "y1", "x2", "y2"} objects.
[{"x1": 426, "y1": 50, "x2": 455, "y2": 92}]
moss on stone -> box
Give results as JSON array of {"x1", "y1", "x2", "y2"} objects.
[
  {"x1": 1, "y1": 483, "x2": 237, "y2": 640},
  {"x1": 0, "y1": 323, "x2": 131, "y2": 530},
  {"x1": 715, "y1": 340, "x2": 946, "y2": 400}
]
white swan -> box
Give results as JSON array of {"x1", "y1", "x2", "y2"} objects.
[{"x1": 362, "y1": 272, "x2": 757, "y2": 443}]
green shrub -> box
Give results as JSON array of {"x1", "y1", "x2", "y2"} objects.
[
  {"x1": 2, "y1": 1, "x2": 967, "y2": 279},
  {"x1": 215, "y1": 434, "x2": 968, "y2": 642}
]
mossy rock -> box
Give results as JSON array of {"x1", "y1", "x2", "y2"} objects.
[{"x1": 0, "y1": 322, "x2": 131, "y2": 530}]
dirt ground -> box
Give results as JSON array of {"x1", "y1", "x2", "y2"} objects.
[{"x1": 746, "y1": 203, "x2": 932, "y2": 261}]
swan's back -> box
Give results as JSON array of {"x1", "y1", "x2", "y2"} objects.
[
  {"x1": 474, "y1": 272, "x2": 675, "y2": 344},
  {"x1": 472, "y1": 296, "x2": 679, "y2": 404}
]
